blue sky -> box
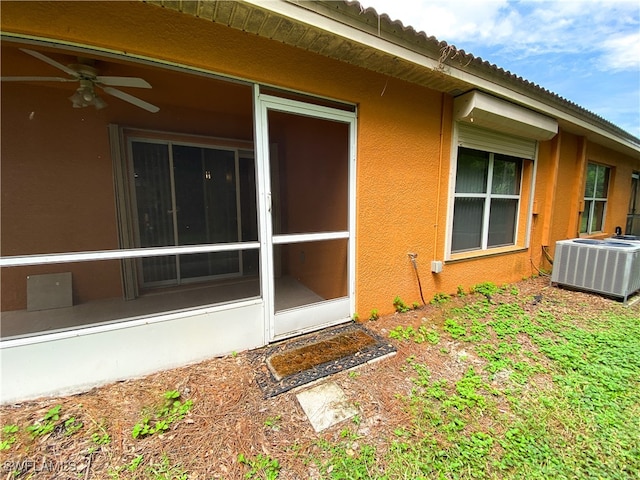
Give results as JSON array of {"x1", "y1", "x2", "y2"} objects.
[{"x1": 359, "y1": 0, "x2": 640, "y2": 139}]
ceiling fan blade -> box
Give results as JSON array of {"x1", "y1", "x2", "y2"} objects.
[
  {"x1": 20, "y1": 48, "x2": 79, "y2": 78},
  {"x1": 1, "y1": 76, "x2": 75, "y2": 82},
  {"x1": 96, "y1": 76, "x2": 151, "y2": 88},
  {"x1": 101, "y1": 86, "x2": 159, "y2": 113}
]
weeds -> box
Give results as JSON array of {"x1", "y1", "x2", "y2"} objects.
[
  {"x1": 0, "y1": 425, "x2": 19, "y2": 450},
  {"x1": 264, "y1": 415, "x2": 282, "y2": 430},
  {"x1": 109, "y1": 454, "x2": 188, "y2": 479},
  {"x1": 389, "y1": 325, "x2": 415, "y2": 341},
  {"x1": 389, "y1": 325, "x2": 440, "y2": 344},
  {"x1": 131, "y1": 390, "x2": 193, "y2": 439},
  {"x1": 393, "y1": 296, "x2": 411, "y2": 313},
  {"x1": 238, "y1": 453, "x2": 281, "y2": 480},
  {"x1": 314, "y1": 437, "x2": 379, "y2": 479},
  {"x1": 443, "y1": 318, "x2": 466, "y2": 339},
  {"x1": 26, "y1": 404, "x2": 62, "y2": 438},
  {"x1": 430, "y1": 292, "x2": 451, "y2": 305},
  {"x1": 471, "y1": 281, "x2": 499, "y2": 297},
  {"x1": 383, "y1": 285, "x2": 640, "y2": 478}
]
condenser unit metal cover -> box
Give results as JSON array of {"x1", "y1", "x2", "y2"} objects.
[{"x1": 551, "y1": 239, "x2": 640, "y2": 302}]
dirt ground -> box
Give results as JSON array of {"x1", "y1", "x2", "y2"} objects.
[{"x1": 0, "y1": 276, "x2": 634, "y2": 479}]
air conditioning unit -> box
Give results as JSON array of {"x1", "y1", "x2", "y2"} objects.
[{"x1": 551, "y1": 239, "x2": 640, "y2": 303}]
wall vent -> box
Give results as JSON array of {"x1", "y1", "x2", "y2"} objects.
[{"x1": 551, "y1": 239, "x2": 640, "y2": 302}]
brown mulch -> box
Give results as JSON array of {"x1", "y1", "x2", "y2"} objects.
[{"x1": 0, "y1": 276, "x2": 636, "y2": 479}]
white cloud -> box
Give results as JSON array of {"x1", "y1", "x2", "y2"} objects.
[
  {"x1": 600, "y1": 31, "x2": 640, "y2": 71},
  {"x1": 359, "y1": 0, "x2": 640, "y2": 71}
]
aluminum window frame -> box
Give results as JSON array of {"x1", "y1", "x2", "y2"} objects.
[
  {"x1": 451, "y1": 148, "x2": 524, "y2": 253},
  {"x1": 581, "y1": 162, "x2": 611, "y2": 235}
]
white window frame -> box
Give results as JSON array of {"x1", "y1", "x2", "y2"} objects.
[
  {"x1": 581, "y1": 162, "x2": 610, "y2": 235},
  {"x1": 446, "y1": 122, "x2": 539, "y2": 260},
  {"x1": 451, "y1": 149, "x2": 524, "y2": 253}
]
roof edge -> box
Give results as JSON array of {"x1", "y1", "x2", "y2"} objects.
[{"x1": 288, "y1": 0, "x2": 639, "y2": 154}]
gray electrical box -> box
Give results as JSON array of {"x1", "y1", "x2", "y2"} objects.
[{"x1": 27, "y1": 272, "x2": 73, "y2": 311}]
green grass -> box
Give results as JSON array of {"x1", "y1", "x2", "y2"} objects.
[{"x1": 316, "y1": 287, "x2": 640, "y2": 479}]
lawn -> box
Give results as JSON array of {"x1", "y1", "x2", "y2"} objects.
[{"x1": 1, "y1": 277, "x2": 639, "y2": 479}]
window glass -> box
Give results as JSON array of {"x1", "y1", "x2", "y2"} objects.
[
  {"x1": 452, "y1": 198, "x2": 484, "y2": 252},
  {"x1": 133, "y1": 142, "x2": 173, "y2": 248},
  {"x1": 585, "y1": 164, "x2": 597, "y2": 197},
  {"x1": 491, "y1": 155, "x2": 521, "y2": 195},
  {"x1": 593, "y1": 201, "x2": 606, "y2": 231},
  {"x1": 488, "y1": 199, "x2": 518, "y2": 246},
  {"x1": 455, "y1": 148, "x2": 488, "y2": 193},
  {"x1": 595, "y1": 167, "x2": 609, "y2": 198},
  {"x1": 580, "y1": 200, "x2": 591, "y2": 233},
  {"x1": 451, "y1": 147, "x2": 523, "y2": 254},
  {"x1": 580, "y1": 163, "x2": 610, "y2": 234}
]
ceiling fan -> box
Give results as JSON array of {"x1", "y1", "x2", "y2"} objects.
[{"x1": 1, "y1": 48, "x2": 160, "y2": 113}]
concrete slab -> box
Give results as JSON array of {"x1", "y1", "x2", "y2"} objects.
[{"x1": 296, "y1": 381, "x2": 358, "y2": 433}]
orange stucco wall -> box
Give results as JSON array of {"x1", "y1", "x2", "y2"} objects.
[{"x1": 2, "y1": 1, "x2": 638, "y2": 317}]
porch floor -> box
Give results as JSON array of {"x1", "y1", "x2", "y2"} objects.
[{"x1": 0, "y1": 276, "x2": 323, "y2": 340}]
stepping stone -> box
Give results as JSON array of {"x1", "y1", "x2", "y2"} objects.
[{"x1": 296, "y1": 381, "x2": 358, "y2": 432}]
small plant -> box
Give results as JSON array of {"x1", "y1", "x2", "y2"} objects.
[
  {"x1": 390, "y1": 325, "x2": 440, "y2": 344},
  {"x1": 393, "y1": 296, "x2": 411, "y2": 313},
  {"x1": 314, "y1": 439, "x2": 377, "y2": 479},
  {"x1": 369, "y1": 309, "x2": 379, "y2": 321},
  {"x1": 412, "y1": 301, "x2": 421, "y2": 309},
  {"x1": 471, "y1": 282, "x2": 499, "y2": 297},
  {"x1": 63, "y1": 417, "x2": 83, "y2": 436},
  {"x1": 340, "y1": 427, "x2": 361, "y2": 440},
  {"x1": 238, "y1": 453, "x2": 281, "y2": 480},
  {"x1": 431, "y1": 292, "x2": 451, "y2": 305},
  {"x1": 264, "y1": 415, "x2": 281, "y2": 430},
  {"x1": 26, "y1": 404, "x2": 61, "y2": 438},
  {"x1": 132, "y1": 390, "x2": 193, "y2": 439},
  {"x1": 108, "y1": 454, "x2": 144, "y2": 478},
  {"x1": 457, "y1": 285, "x2": 466, "y2": 297},
  {"x1": 0, "y1": 425, "x2": 19, "y2": 450},
  {"x1": 393, "y1": 427, "x2": 412, "y2": 438},
  {"x1": 146, "y1": 454, "x2": 188, "y2": 480},
  {"x1": 389, "y1": 325, "x2": 415, "y2": 341},
  {"x1": 127, "y1": 455, "x2": 144, "y2": 472},
  {"x1": 444, "y1": 318, "x2": 467, "y2": 339},
  {"x1": 352, "y1": 312, "x2": 360, "y2": 321},
  {"x1": 419, "y1": 326, "x2": 440, "y2": 345},
  {"x1": 92, "y1": 432, "x2": 111, "y2": 445}
]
